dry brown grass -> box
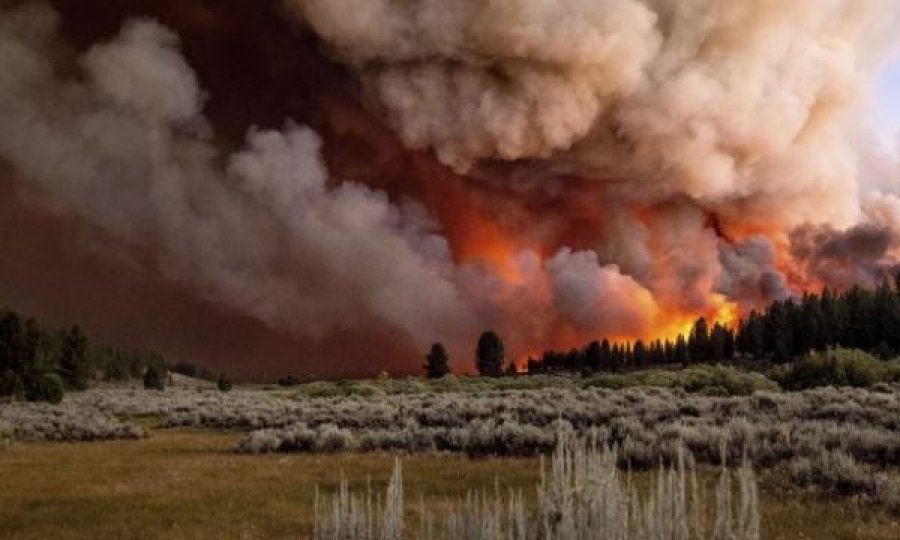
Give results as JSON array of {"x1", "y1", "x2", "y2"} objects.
[{"x1": 0, "y1": 428, "x2": 898, "y2": 539}]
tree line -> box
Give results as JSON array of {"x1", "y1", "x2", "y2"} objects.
[
  {"x1": 0, "y1": 308, "x2": 233, "y2": 403},
  {"x1": 527, "y1": 317, "x2": 735, "y2": 375},
  {"x1": 0, "y1": 310, "x2": 93, "y2": 403},
  {"x1": 735, "y1": 279, "x2": 900, "y2": 363},
  {"x1": 423, "y1": 277, "x2": 900, "y2": 377},
  {"x1": 528, "y1": 277, "x2": 900, "y2": 374}
]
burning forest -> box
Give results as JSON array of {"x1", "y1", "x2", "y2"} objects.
[{"x1": 0, "y1": 0, "x2": 899, "y2": 377}]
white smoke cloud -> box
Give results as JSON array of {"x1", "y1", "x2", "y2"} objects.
[
  {"x1": 287, "y1": 0, "x2": 661, "y2": 170},
  {"x1": 289, "y1": 0, "x2": 900, "y2": 231}
]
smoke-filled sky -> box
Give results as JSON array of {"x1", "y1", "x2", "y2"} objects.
[{"x1": 1, "y1": 0, "x2": 900, "y2": 378}]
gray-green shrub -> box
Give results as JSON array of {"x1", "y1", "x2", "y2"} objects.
[
  {"x1": 313, "y1": 436, "x2": 760, "y2": 540},
  {"x1": 789, "y1": 449, "x2": 872, "y2": 495},
  {"x1": 776, "y1": 348, "x2": 884, "y2": 390}
]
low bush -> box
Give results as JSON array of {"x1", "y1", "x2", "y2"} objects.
[
  {"x1": 789, "y1": 449, "x2": 873, "y2": 495},
  {"x1": 170, "y1": 361, "x2": 197, "y2": 378},
  {"x1": 217, "y1": 373, "x2": 233, "y2": 393},
  {"x1": 777, "y1": 349, "x2": 884, "y2": 390},
  {"x1": 25, "y1": 373, "x2": 65, "y2": 405},
  {"x1": 143, "y1": 365, "x2": 166, "y2": 391},
  {"x1": 583, "y1": 365, "x2": 776, "y2": 396},
  {"x1": 290, "y1": 366, "x2": 775, "y2": 399},
  {"x1": 678, "y1": 365, "x2": 777, "y2": 395},
  {"x1": 277, "y1": 375, "x2": 301, "y2": 387},
  {"x1": 0, "y1": 401, "x2": 145, "y2": 442},
  {"x1": 876, "y1": 475, "x2": 900, "y2": 515}
]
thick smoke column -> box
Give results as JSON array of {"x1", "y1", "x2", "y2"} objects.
[
  {"x1": 287, "y1": 0, "x2": 900, "y2": 316},
  {"x1": 1, "y1": 0, "x2": 899, "y2": 375},
  {"x1": 0, "y1": 1, "x2": 666, "y2": 370},
  {"x1": 0, "y1": 2, "x2": 476, "y2": 359},
  {"x1": 288, "y1": 0, "x2": 895, "y2": 226}
]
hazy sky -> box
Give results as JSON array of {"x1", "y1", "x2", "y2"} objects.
[{"x1": 874, "y1": 57, "x2": 900, "y2": 146}]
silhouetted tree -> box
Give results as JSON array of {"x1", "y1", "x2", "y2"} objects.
[
  {"x1": 0, "y1": 312, "x2": 25, "y2": 376},
  {"x1": 633, "y1": 340, "x2": 646, "y2": 367},
  {"x1": 709, "y1": 323, "x2": 728, "y2": 362},
  {"x1": 424, "y1": 342, "x2": 451, "y2": 379},
  {"x1": 674, "y1": 335, "x2": 688, "y2": 367},
  {"x1": 59, "y1": 325, "x2": 90, "y2": 391},
  {"x1": 763, "y1": 301, "x2": 792, "y2": 363},
  {"x1": 475, "y1": 331, "x2": 504, "y2": 377},
  {"x1": 600, "y1": 339, "x2": 612, "y2": 370},
  {"x1": 584, "y1": 341, "x2": 602, "y2": 373},
  {"x1": 688, "y1": 318, "x2": 709, "y2": 363},
  {"x1": 505, "y1": 362, "x2": 518, "y2": 377},
  {"x1": 664, "y1": 339, "x2": 675, "y2": 364}
]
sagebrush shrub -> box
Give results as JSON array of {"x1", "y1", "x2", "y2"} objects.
[
  {"x1": 789, "y1": 450, "x2": 872, "y2": 495},
  {"x1": 0, "y1": 400, "x2": 144, "y2": 442},
  {"x1": 313, "y1": 436, "x2": 760, "y2": 540},
  {"x1": 876, "y1": 474, "x2": 900, "y2": 515}
]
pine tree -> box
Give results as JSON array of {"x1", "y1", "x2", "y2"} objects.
[
  {"x1": 709, "y1": 323, "x2": 726, "y2": 362},
  {"x1": 723, "y1": 327, "x2": 735, "y2": 361},
  {"x1": 610, "y1": 343, "x2": 622, "y2": 371},
  {"x1": 584, "y1": 341, "x2": 602, "y2": 373},
  {"x1": 475, "y1": 331, "x2": 504, "y2": 377},
  {"x1": 424, "y1": 342, "x2": 451, "y2": 379},
  {"x1": 873, "y1": 278, "x2": 900, "y2": 353},
  {"x1": 688, "y1": 318, "x2": 710, "y2": 363},
  {"x1": 819, "y1": 288, "x2": 839, "y2": 348},
  {"x1": 664, "y1": 339, "x2": 675, "y2": 364},
  {"x1": 505, "y1": 362, "x2": 518, "y2": 377},
  {"x1": 633, "y1": 340, "x2": 646, "y2": 366},
  {"x1": 600, "y1": 339, "x2": 612, "y2": 370},
  {"x1": 674, "y1": 335, "x2": 688, "y2": 367},
  {"x1": 59, "y1": 325, "x2": 91, "y2": 391},
  {"x1": 0, "y1": 312, "x2": 25, "y2": 376},
  {"x1": 843, "y1": 286, "x2": 873, "y2": 350},
  {"x1": 798, "y1": 293, "x2": 822, "y2": 354},
  {"x1": 765, "y1": 301, "x2": 793, "y2": 363}
]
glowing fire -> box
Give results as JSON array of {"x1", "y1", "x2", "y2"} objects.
[
  {"x1": 648, "y1": 295, "x2": 739, "y2": 343},
  {"x1": 452, "y1": 214, "x2": 534, "y2": 285}
]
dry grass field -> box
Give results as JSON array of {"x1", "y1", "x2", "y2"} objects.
[{"x1": 1, "y1": 427, "x2": 898, "y2": 539}]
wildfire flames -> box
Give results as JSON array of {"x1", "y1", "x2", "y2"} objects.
[{"x1": 0, "y1": 0, "x2": 899, "y2": 376}]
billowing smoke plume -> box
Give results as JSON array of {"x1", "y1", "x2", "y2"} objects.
[
  {"x1": 287, "y1": 0, "x2": 900, "y2": 321},
  {"x1": 1, "y1": 0, "x2": 899, "y2": 375},
  {"x1": 790, "y1": 223, "x2": 900, "y2": 289},
  {"x1": 0, "y1": 2, "x2": 478, "y2": 347},
  {"x1": 288, "y1": 0, "x2": 895, "y2": 223},
  {"x1": 0, "y1": 1, "x2": 672, "y2": 372}
]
